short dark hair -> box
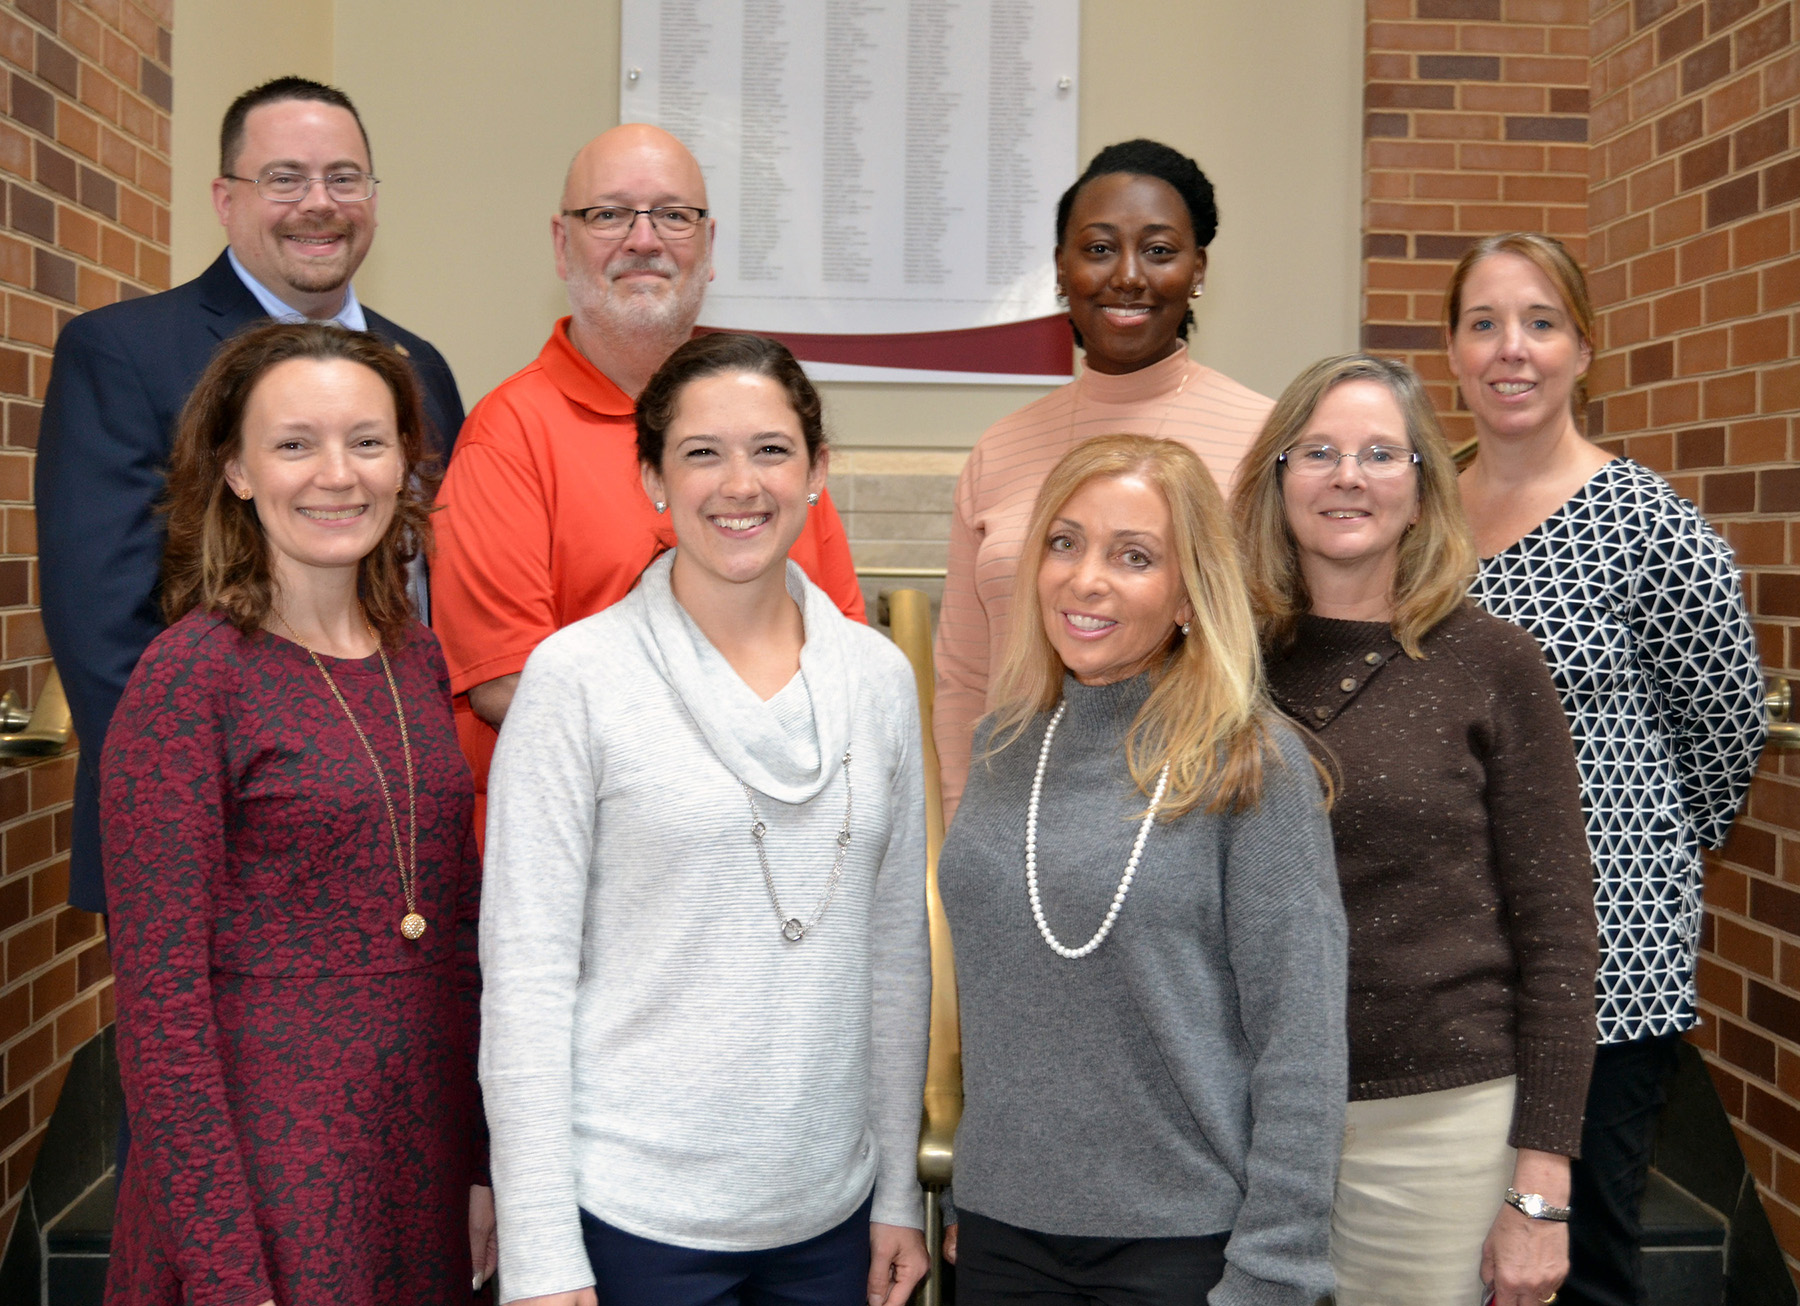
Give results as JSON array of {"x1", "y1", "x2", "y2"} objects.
[
  {"x1": 1055, "y1": 139, "x2": 1218, "y2": 345},
  {"x1": 219, "y1": 77, "x2": 371, "y2": 177},
  {"x1": 161, "y1": 323, "x2": 439, "y2": 647},
  {"x1": 636, "y1": 332, "x2": 827, "y2": 469}
]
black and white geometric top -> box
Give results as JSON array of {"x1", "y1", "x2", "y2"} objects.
[{"x1": 1470, "y1": 458, "x2": 1766, "y2": 1046}]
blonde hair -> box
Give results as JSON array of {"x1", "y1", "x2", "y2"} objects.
[
  {"x1": 1442, "y1": 232, "x2": 1594, "y2": 418},
  {"x1": 1234, "y1": 354, "x2": 1476, "y2": 658},
  {"x1": 987, "y1": 435, "x2": 1272, "y2": 817}
]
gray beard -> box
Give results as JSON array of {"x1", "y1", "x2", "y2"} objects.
[{"x1": 568, "y1": 266, "x2": 707, "y2": 359}]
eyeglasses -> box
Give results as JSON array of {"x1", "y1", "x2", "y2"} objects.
[
  {"x1": 223, "y1": 170, "x2": 379, "y2": 203},
  {"x1": 1278, "y1": 442, "x2": 1420, "y2": 479},
  {"x1": 561, "y1": 205, "x2": 709, "y2": 239}
]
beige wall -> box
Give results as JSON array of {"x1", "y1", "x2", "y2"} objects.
[
  {"x1": 172, "y1": 0, "x2": 1362, "y2": 453},
  {"x1": 170, "y1": 1, "x2": 334, "y2": 279}
]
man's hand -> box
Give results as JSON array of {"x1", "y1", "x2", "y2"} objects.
[
  {"x1": 470, "y1": 673, "x2": 520, "y2": 728},
  {"x1": 868, "y1": 1222, "x2": 929, "y2": 1306}
]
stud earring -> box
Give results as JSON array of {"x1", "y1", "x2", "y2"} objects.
[
  {"x1": 653, "y1": 500, "x2": 666, "y2": 514},
  {"x1": 1191, "y1": 284, "x2": 1204, "y2": 299},
  {"x1": 1180, "y1": 621, "x2": 1192, "y2": 636},
  {"x1": 235, "y1": 487, "x2": 251, "y2": 501},
  {"x1": 806, "y1": 492, "x2": 819, "y2": 507}
]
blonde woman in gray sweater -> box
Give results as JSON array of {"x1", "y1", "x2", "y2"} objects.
[
  {"x1": 939, "y1": 435, "x2": 1346, "y2": 1306},
  {"x1": 479, "y1": 334, "x2": 930, "y2": 1306}
]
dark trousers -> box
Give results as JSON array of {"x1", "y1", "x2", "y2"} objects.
[
  {"x1": 956, "y1": 1208, "x2": 1228, "y2": 1305},
  {"x1": 1561, "y1": 1032, "x2": 1682, "y2": 1306},
  {"x1": 578, "y1": 1195, "x2": 872, "y2": 1306}
]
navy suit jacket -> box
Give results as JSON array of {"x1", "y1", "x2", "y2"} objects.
[{"x1": 35, "y1": 250, "x2": 465, "y2": 912}]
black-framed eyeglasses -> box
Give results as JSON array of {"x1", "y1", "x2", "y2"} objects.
[
  {"x1": 223, "y1": 170, "x2": 379, "y2": 203},
  {"x1": 1278, "y1": 442, "x2": 1420, "y2": 479},
  {"x1": 561, "y1": 205, "x2": 708, "y2": 239}
]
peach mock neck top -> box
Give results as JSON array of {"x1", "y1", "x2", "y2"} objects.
[{"x1": 933, "y1": 349, "x2": 1272, "y2": 816}]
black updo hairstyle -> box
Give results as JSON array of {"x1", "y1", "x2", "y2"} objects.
[
  {"x1": 636, "y1": 331, "x2": 826, "y2": 470},
  {"x1": 1054, "y1": 139, "x2": 1218, "y2": 346}
]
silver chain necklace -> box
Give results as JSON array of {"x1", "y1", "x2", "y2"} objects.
[
  {"x1": 1026, "y1": 702, "x2": 1170, "y2": 959},
  {"x1": 742, "y1": 751, "x2": 853, "y2": 942}
]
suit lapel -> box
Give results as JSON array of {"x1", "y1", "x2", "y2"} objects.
[{"x1": 194, "y1": 249, "x2": 271, "y2": 341}]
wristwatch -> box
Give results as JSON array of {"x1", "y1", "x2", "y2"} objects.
[{"x1": 1505, "y1": 1187, "x2": 1572, "y2": 1222}]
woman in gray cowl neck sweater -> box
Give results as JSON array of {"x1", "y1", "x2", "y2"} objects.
[
  {"x1": 479, "y1": 334, "x2": 931, "y2": 1306},
  {"x1": 939, "y1": 433, "x2": 1347, "y2": 1306}
]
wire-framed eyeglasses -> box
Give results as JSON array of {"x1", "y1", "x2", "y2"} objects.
[
  {"x1": 561, "y1": 205, "x2": 709, "y2": 239},
  {"x1": 1278, "y1": 442, "x2": 1420, "y2": 479},
  {"x1": 223, "y1": 171, "x2": 379, "y2": 203}
]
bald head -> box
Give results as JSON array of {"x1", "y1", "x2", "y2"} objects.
[
  {"x1": 561, "y1": 123, "x2": 708, "y2": 213},
  {"x1": 552, "y1": 123, "x2": 714, "y2": 395}
]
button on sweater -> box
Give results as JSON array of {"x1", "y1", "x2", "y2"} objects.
[
  {"x1": 1265, "y1": 606, "x2": 1598, "y2": 1155},
  {"x1": 939, "y1": 672, "x2": 1347, "y2": 1306}
]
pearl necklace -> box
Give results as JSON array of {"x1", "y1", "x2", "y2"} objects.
[{"x1": 1026, "y1": 701, "x2": 1170, "y2": 959}]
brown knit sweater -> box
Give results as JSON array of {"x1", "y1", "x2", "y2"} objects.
[{"x1": 1266, "y1": 604, "x2": 1598, "y2": 1155}]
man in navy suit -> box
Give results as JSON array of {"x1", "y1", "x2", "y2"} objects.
[{"x1": 36, "y1": 77, "x2": 464, "y2": 915}]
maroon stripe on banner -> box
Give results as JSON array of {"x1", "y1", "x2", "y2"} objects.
[{"x1": 698, "y1": 315, "x2": 1073, "y2": 375}]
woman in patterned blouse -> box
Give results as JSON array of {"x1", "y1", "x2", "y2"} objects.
[{"x1": 1448, "y1": 233, "x2": 1766, "y2": 1306}]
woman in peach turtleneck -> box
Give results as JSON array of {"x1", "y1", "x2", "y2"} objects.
[{"x1": 933, "y1": 139, "x2": 1273, "y2": 818}]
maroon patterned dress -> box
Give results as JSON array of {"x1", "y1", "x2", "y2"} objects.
[{"x1": 100, "y1": 611, "x2": 483, "y2": 1306}]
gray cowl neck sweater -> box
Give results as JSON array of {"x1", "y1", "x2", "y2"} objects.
[
  {"x1": 479, "y1": 550, "x2": 930, "y2": 1298},
  {"x1": 939, "y1": 671, "x2": 1346, "y2": 1306},
  {"x1": 639, "y1": 551, "x2": 859, "y2": 804}
]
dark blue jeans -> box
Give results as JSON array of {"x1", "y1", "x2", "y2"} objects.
[
  {"x1": 579, "y1": 1194, "x2": 873, "y2": 1306},
  {"x1": 955, "y1": 1208, "x2": 1227, "y2": 1305},
  {"x1": 1562, "y1": 1032, "x2": 1682, "y2": 1306}
]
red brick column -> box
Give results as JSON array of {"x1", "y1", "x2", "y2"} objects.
[
  {"x1": 1586, "y1": 0, "x2": 1800, "y2": 1276},
  {"x1": 0, "y1": 0, "x2": 170, "y2": 1257},
  {"x1": 1362, "y1": 0, "x2": 1590, "y2": 441}
]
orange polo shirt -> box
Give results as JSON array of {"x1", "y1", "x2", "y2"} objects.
[{"x1": 431, "y1": 318, "x2": 865, "y2": 836}]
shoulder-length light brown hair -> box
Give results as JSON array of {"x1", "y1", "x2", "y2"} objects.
[
  {"x1": 987, "y1": 434, "x2": 1273, "y2": 817},
  {"x1": 1442, "y1": 231, "x2": 1594, "y2": 418},
  {"x1": 1234, "y1": 354, "x2": 1475, "y2": 658},
  {"x1": 161, "y1": 322, "x2": 439, "y2": 646}
]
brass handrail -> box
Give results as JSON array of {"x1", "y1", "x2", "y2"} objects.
[
  {"x1": 0, "y1": 666, "x2": 73, "y2": 761},
  {"x1": 883, "y1": 588, "x2": 961, "y2": 1306},
  {"x1": 856, "y1": 566, "x2": 949, "y2": 580}
]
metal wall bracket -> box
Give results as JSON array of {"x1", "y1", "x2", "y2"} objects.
[
  {"x1": 1768, "y1": 677, "x2": 1798, "y2": 750},
  {"x1": 0, "y1": 666, "x2": 73, "y2": 762}
]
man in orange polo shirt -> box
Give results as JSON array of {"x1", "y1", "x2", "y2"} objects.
[{"x1": 432, "y1": 124, "x2": 863, "y2": 834}]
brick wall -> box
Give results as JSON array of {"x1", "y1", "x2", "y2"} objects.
[
  {"x1": 1583, "y1": 0, "x2": 1800, "y2": 1272},
  {"x1": 1361, "y1": 0, "x2": 1800, "y2": 1278},
  {"x1": 1362, "y1": 0, "x2": 1591, "y2": 442},
  {"x1": 0, "y1": 0, "x2": 170, "y2": 1258}
]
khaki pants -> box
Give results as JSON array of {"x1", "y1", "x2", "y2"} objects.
[{"x1": 1331, "y1": 1076, "x2": 1517, "y2": 1306}]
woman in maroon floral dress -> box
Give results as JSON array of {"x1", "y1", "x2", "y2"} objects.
[{"x1": 100, "y1": 322, "x2": 491, "y2": 1306}]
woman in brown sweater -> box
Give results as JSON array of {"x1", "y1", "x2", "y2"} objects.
[{"x1": 1235, "y1": 355, "x2": 1598, "y2": 1306}]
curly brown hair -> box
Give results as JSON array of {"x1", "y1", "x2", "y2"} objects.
[{"x1": 160, "y1": 322, "x2": 440, "y2": 646}]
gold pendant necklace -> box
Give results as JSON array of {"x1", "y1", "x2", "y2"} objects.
[{"x1": 273, "y1": 609, "x2": 423, "y2": 940}]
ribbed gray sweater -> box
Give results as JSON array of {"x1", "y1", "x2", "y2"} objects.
[
  {"x1": 940, "y1": 673, "x2": 1346, "y2": 1306},
  {"x1": 479, "y1": 554, "x2": 930, "y2": 1301}
]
